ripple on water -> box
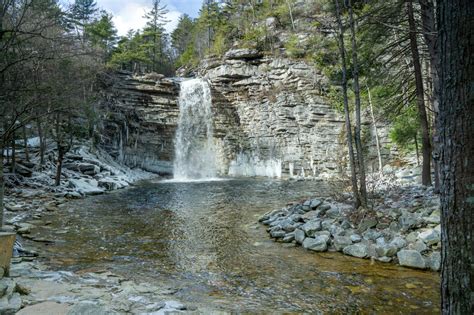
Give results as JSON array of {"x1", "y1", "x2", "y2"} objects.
[{"x1": 35, "y1": 178, "x2": 440, "y2": 313}]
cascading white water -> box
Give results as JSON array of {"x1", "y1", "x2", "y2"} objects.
[{"x1": 173, "y1": 78, "x2": 217, "y2": 180}]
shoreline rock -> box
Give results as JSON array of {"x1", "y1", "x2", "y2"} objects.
[{"x1": 259, "y1": 184, "x2": 441, "y2": 271}]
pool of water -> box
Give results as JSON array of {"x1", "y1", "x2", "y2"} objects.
[{"x1": 36, "y1": 178, "x2": 440, "y2": 313}]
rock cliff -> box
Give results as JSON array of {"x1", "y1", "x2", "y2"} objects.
[{"x1": 100, "y1": 53, "x2": 392, "y2": 178}]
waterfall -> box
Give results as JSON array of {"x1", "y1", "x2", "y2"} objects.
[{"x1": 173, "y1": 78, "x2": 217, "y2": 180}]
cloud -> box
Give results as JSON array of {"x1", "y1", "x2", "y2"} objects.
[{"x1": 95, "y1": 0, "x2": 201, "y2": 36}]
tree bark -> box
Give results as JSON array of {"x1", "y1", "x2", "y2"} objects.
[
  {"x1": 10, "y1": 131, "x2": 15, "y2": 174},
  {"x1": 407, "y1": 0, "x2": 432, "y2": 186},
  {"x1": 334, "y1": 0, "x2": 361, "y2": 209},
  {"x1": 0, "y1": 140, "x2": 4, "y2": 229},
  {"x1": 419, "y1": 0, "x2": 441, "y2": 192},
  {"x1": 438, "y1": 0, "x2": 474, "y2": 313},
  {"x1": 347, "y1": 0, "x2": 367, "y2": 206},
  {"x1": 22, "y1": 125, "x2": 29, "y2": 162},
  {"x1": 37, "y1": 118, "x2": 45, "y2": 165}
]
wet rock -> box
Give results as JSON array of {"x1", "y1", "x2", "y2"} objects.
[
  {"x1": 333, "y1": 236, "x2": 352, "y2": 251},
  {"x1": 418, "y1": 229, "x2": 440, "y2": 246},
  {"x1": 301, "y1": 220, "x2": 322, "y2": 237},
  {"x1": 343, "y1": 243, "x2": 368, "y2": 258},
  {"x1": 270, "y1": 230, "x2": 286, "y2": 239},
  {"x1": 397, "y1": 250, "x2": 426, "y2": 269},
  {"x1": 282, "y1": 233, "x2": 295, "y2": 243},
  {"x1": 294, "y1": 229, "x2": 305, "y2": 244},
  {"x1": 375, "y1": 245, "x2": 398, "y2": 257},
  {"x1": 302, "y1": 235, "x2": 329, "y2": 252},
  {"x1": 378, "y1": 256, "x2": 392, "y2": 263},
  {"x1": 98, "y1": 179, "x2": 119, "y2": 191}
]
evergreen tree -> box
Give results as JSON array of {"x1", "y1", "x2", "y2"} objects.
[
  {"x1": 85, "y1": 11, "x2": 117, "y2": 60},
  {"x1": 143, "y1": 0, "x2": 169, "y2": 72}
]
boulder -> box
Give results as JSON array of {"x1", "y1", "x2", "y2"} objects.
[
  {"x1": 301, "y1": 220, "x2": 322, "y2": 237},
  {"x1": 301, "y1": 211, "x2": 319, "y2": 222},
  {"x1": 375, "y1": 244, "x2": 398, "y2": 257},
  {"x1": 310, "y1": 199, "x2": 323, "y2": 209},
  {"x1": 418, "y1": 229, "x2": 440, "y2": 246},
  {"x1": 98, "y1": 179, "x2": 119, "y2": 191},
  {"x1": 302, "y1": 235, "x2": 329, "y2": 252},
  {"x1": 390, "y1": 236, "x2": 407, "y2": 249},
  {"x1": 397, "y1": 250, "x2": 426, "y2": 269},
  {"x1": 78, "y1": 163, "x2": 101, "y2": 175},
  {"x1": 343, "y1": 243, "x2": 369, "y2": 258},
  {"x1": 358, "y1": 218, "x2": 378, "y2": 232},
  {"x1": 427, "y1": 251, "x2": 441, "y2": 271},
  {"x1": 350, "y1": 234, "x2": 362, "y2": 243},
  {"x1": 294, "y1": 229, "x2": 305, "y2": 244},
  {"x1": 333, "y1": 236, "x2": 352, "y2": 251}
]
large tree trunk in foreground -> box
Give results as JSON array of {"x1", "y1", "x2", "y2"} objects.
[
  {"x1": 0, "y1": 141, "x2": 4, "y2": 229},
  {"x1": 407, "y1": 0, "x2": 432, "y2": 186},
  {"x1": 334, "y1": 0, "x2": 361, "y2": 209},
  {"x1": 437, "y1": 0, "x2": 474, "y2": 313}
]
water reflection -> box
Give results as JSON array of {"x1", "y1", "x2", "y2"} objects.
[{"x1": 37, "y1": 178, "x2": 440, "y2": 313}]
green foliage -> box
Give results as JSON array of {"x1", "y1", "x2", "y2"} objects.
[
  {"x1": 389, "y1": 107, "x2": 420, "y2": 153},
  {"x1": 85, "y1": 11, "x2": 117, "y2": 55},
  {"x1": 284, "y1": 34, "x2": 305, "y2": 58}
]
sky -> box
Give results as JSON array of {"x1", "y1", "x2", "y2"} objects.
[{"x1": 94, "y1": 0, "x2": 203, "y2": 36}]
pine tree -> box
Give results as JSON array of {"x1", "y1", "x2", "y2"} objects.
[{"x1": 143, "y1": 0, "x2": 169, "y2": 72}]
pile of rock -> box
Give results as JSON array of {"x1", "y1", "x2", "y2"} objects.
[
  {"x1": 259, "y1": 185, "x2": 441, "y2": 271},
  {"x1": 0, "y1": 277, "x2": 25, "y2": 314}
]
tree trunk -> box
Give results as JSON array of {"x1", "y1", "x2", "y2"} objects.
[
  {"x1": 0, "y1": 141, "x2": 4, "y2": 229},
  {"x1": 407, "y1": 0, "x2": 432, "y2": 186},
  {"x1": 55, "y1": 148, "x2": 64, "y2": 186},
  {"x1": 22, "y1": 125, "x2": 29, "y2": 162},
  {"x1": 414, "y1": 135, "x2": 420, "y2": 166},
  {"x1": 334, "y1": 0, "x2": 361, "y2": 209},
  {"x1": 438, "y1": 0, "x2": 474, "y2": 313},
  {"x1": 10, "y1": 132, "x2": 15, "y2": 174},
  {"x1": 367, "y1": 85, "x2": 383, "y2": 176},
  {"x1": 419, "y1": 0, "x2": 440, "y2": 193},
  {"x1": 37, "y1": 118, "x2": 45, "y2": 165},
  {"x1": 347, "y1": 0, "x2": 367, "y2": 207}
]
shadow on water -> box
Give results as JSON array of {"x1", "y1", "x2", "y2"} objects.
[{"x1": 36, "y1": 178, "x2": 440, "y2": 313}]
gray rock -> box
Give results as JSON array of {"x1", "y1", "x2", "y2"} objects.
[
  {"x1": 301, "y1": 210, "x2": 319, "y2": 222},
  {"x1": 321, "y1": 219, "x2": 334, "y2": 230},
  {"x1": 410, "y1": 240, "x2": 428, "y2": 253},
  {"x1": 375, "y1": 244, "x2": 398, "y2": 257},
  {"x1": 0, "y1": 267, "x2": 4, "y2": 279},
  {"x1": 418, "y1": 229, "x2": 440, "y2": 246},
  {"x1": 270, "y1": 230, "x2": 286, "y2": 238},
  {"x1": 333, "y1": 236, "x2": 352, "y2": 251},
  {"x1": 0, "y1": 282, "x2": 7, "y2": 298},
  {"x1": 343, "y1": 243, "x2": 369, "y2": 258},
  {"x1": 279, "y1": 219, "x2": 296, "y2": 232},
  {"x1": 390, "y1": 236, "x2": 407, "y2": 249},
  {"x1": 397, "y1": 250, "x2": 426, "y2": 269},
  {"x1": 98, "y1": 179, "x2": 119, "y2": 191},
  {"x1": 67, "y1": 302, "x2": 115, "y2": 315},
  {"x1": 378, "y1": 256, "x2": 392, "y2": 263},
  {"x1": 362, "y1": 229, "x2": 382, "y2": 241},
  {"x1": 310, "y1": 199, "x2": 323, "y2": 209},
  {"x1": 289, "y1": 214, "x2": 302, "y2": 222},
  {"x1": 358, "y1": 218, "x2": 378, "y2": 232},
  {"x1": 302, "y1": 235, "x2": 329, "y2": 252},
  {"x1": 0, "y1": 292, "x2": 22, "y2": 315},
  {"x1": 282, "y1": 233, "x2": 295, "y2": 243},
  {"x1": 399, "y1": 213, "x2": 420, "y2": 231},
  {"x1": 406, "y1": 232, "x2": 419, "y2": 244},
  {"x1": 350, "y1": 234, "x2": 362, "y2": 243},
  {"x1": 224, "y1": 48, "x2": 262, "y2": 60},
  {"x1": 325, "y1": 206, "x2": 341, "y2": 219},
  {"x1": 329, "y1": 224, "x2": 345, "y2": 237},
  {"x1": 301, "y1": 220, "x2": 322, "y2": 237},
  {"x1": 427, "y1": 252, "x2": 441, "y2": 271},
  {"x1": 294, "y1": 229, "x2": 305, "y2": 244},
  {"x1": 318, "y1": 204, "x2": 331, "y2": 215}
]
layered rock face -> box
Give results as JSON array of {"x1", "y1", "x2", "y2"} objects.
[
  {"x1": 99, "y1": 72, "x2": 179, "y2": 174},
  {"x1": 200, "y1": 49, "x2": 391, "y2": 178},
  {"x1": 101, "y1": 53, "x2": 391, "y2": 178}
]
